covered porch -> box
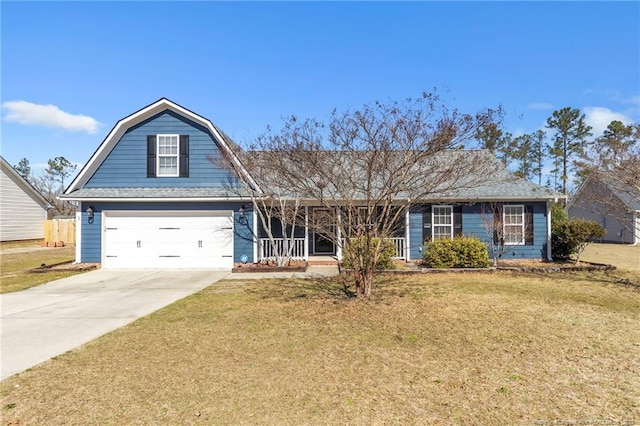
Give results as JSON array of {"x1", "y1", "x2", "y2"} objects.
[{"x1": 256, "y1": 206, "x2": 409, "y2": 262}]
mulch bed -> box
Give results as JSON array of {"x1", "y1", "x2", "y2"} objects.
[
  {"x1": 341, "y1": 260, "x2": 615, "y2": 275},
  {"x1": 27, "y1": 261, "x2": 100, "y2": 273},
  {"x1": 232, "y1": 261, "x2": 307, "y2": 273}
]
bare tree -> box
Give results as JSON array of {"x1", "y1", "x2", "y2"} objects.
[
  {"x1": 572, "y1": 120, "x2": 640, "y2": 242},
  {"x1": 480, "y1": 202, "x2": 534, "y2": 266},
  {"x1": 231, "y1": 152, "x2": 306, "y2": 267},
  {"x1": 245, "y1": 93, "x2": 502, "y2": 298},
  {"x1": 39, "y1": 156, "x2": 77, "y2": 217}
]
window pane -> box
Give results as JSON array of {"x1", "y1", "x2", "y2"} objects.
[
  {"x1": 158, "y1": 136, "x2": 178, "y2": 154},
  {"x1": 159, "y1": 157, "x2": 177, "y2": 175},
  {"x1": 433, "y1": 226, "x2": 451, "y2": 240},
  {"x1": 504, "y1": 206, "x2": 524, "y2": 244}
]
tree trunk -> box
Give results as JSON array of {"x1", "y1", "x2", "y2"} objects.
[{"x1": 353, "y1": 267, "x2": 374, "y2": 298}]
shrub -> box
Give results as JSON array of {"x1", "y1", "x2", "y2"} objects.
[
  {"x1": 422, "y1": 236, "x2": 491, "y2": 268},
  {"x1": 552, "y1": 218, "x2": 605, "y2": 262},
  {"x1": 550, "y1": 202, "x2": 567, "y2": 225},
  {"x1": 342, "y1": 237, "x2": 397, "y2": 270}
]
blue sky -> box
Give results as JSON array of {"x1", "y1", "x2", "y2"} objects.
[{"x1": 2, "y1": 1, "x2": 638, "y2": 182}]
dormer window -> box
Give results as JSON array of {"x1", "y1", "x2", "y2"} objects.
[
  {"x1": 157, "y1": 135, "x2": 179, "y2": 176},
  {"x1": 147, "y1": 134, "x2": 189, "y2": 178}
]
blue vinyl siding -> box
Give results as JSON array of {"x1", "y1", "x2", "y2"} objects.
[
  {"x1": 408, "y1": 202, "x2": 549, "y2": 261},
  {"x1": 80, "y1": 202, "x2": 254, "y2": 264},
  {"x1": 85, "y1": 111, "x2": 238, "y2": 188},
  {"x1": 460, "y1": 203, "x2": 548, "y2": 259}
]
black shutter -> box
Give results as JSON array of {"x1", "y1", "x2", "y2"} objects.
[
  {"x1": 493, "y1": 203, "x2": 503, "y2": 246},
  {"x1": 179, "y1": 135, "x2": 189, "y2": 177},
  {"x1": 422, "y1": 205, "x2": 432, "y2": 243},
  {"x1": 453, "y1": 205, "x2": 463, "y2": 237},
  {"x1": 525, "y1": 205, "x2": 534, "y2": 245},
  {"x1": 147, "y1": 135, "x2": 156, "y2": 177}
]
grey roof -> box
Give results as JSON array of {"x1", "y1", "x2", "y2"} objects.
[
  {"x1": 247, "y1": 149, "x2": 563, "y2": 202},
  {"x1": 432, "y1": 177, "x2": 562, "y2": 201},
  {"x1": 61, "y1": 187, "x2": 251, "y2": 200},
  {"x1": 598, "y1": 172, "x2": 640, "y2": 211},
  {"x1": 63, "y1": 151, "x2": 563, "y2": 203}
]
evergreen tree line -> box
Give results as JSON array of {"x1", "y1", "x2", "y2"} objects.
[{"x1": 474, "y1": 106, "x2": 639, "y2": 195}]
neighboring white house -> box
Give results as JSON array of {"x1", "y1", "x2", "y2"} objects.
[
  {"x1": 568, "y1": 171, "x2": 640, "y2": 245},
  {"x1": 0, "y1": 156, "x2": 50, "y2": 241}
]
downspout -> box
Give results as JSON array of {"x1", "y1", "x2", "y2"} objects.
[
  {"x1": 336, "y1": 207, "x2": 342, "y2": 261},
  {"x1": 546, "y1": 200, "x2": 553, "y2": 261},
  {"x1": 75, "y1": 201, "x2": 82, "y2": 264},
  {"x1": 633, "y1": 211, "x2": 639, "y2": 246}
]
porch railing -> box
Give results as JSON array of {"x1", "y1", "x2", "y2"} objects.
[
  {"x1": 259, "y1": 238, "x2": 306, "y2": 260},
  {"x1": 387, "y1": 237, "x2": 406, "y2": 259},
  {"x1": 259, "y1": 237, "x2": 406, "y2": 260}
]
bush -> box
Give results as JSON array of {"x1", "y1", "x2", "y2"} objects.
[
  {"x1": 422, "y1": 236, "x2": 491, "y2": 268},
  {"x1": 552, "y1": 218, "x2": 605, "y2": 261},
  {"x1": 342, "y1": 237, "x2": 397, "y2": 270},
  {"x1": 551, "y1": 202, "x2": 567, "y2": 225}
]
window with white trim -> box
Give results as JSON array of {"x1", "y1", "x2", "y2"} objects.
[
  {"x1": 432, "y1": 205, "x2": 453, "y2": 240},
  {"x1": 503, "y1": 205, "x2": 525, "y2": 245},
  {"x1": 157, "y1": 134, "x2": 179, "y2": 177}
]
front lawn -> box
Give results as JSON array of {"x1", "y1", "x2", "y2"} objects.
[
  {"x1": 580, "y1": 242, "x2": 640, "y2": 272},
  {"x1": 0, "y1": 246, "x2": 82, "y2": 293},
  {"x1": 2, "y1": 271, "x2": 638, "y2": 424}
]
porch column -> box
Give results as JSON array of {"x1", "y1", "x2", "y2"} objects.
[
  {"x1": 304, "y1": 206, "x2": 309, "y2": 261},
  {"x1": 336, "y1": 207, "x2": 342, "y2": 261},
  {"x1": 75, "y1": 201, "x2": 82, "y2": 264},
  {"x1": 253, "y1": 203, "x2": 259, "y2": 262},
  {"x1": 405, "y1": 209, "x2": 411, "y2": 261}
]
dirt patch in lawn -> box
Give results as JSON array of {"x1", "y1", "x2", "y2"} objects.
[{"x1": 1, "y1": 272, "x2": 639, "y2": 424}]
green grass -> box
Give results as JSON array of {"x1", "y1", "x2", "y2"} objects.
[
  {"x1": 1, "y1": 271, "x2": 639, "y2": 425},
  {"x1": 0, "y1": 246, "x2": 83, "y2": 293}
]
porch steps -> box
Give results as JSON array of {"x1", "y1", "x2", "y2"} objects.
[{"x1": 307, "y1": 256, "x2": 339, "y2": 266}]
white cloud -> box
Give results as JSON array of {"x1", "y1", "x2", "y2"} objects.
[
  {"x1": 527, "y1": 102, "x2": 554, "y2": 110},
  {"x1": 583, "y1": 106, "x2": 633, "y2": 137},
  {"x1": 2, "y1": 100, "x2": 100, "y2": 134}
]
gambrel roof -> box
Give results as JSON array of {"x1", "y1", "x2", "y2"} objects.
[{"x1": 63, "y1": 98, "x2": 258, "y2": 196}]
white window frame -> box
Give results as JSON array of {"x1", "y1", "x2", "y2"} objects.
[
  {"x1": 157, "y1": 134, "x2": 179, "y2": 177},
  {"x1": 432, "y1": 205, "x2": 453, "y2": 241},
  {"x1": 503, "y1": 204, "x2": 525, "y2": 245}
]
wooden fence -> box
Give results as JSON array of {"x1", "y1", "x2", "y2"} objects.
[{"x1": 44, "y1": 219, "x2": 76, "y2": 245}]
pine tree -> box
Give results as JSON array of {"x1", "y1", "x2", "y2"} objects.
[{"x1": 545, "y1": 107, "x2": 592, "y2": 195}]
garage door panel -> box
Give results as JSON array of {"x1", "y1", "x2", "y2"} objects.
[{"x1": 103, "y1": 212, "x2": 234, "y2": 269}]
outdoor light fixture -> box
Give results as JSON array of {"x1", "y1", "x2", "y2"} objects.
[
  {"x1": 87, "y1": 206, "x2": 95, "y2": 224},
  {"x1": 239, "y1": 205, "x2": 245, "y2": 218}
]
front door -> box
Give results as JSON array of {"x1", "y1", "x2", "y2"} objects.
[
  {"x1": 313, "y1": 232, "x2": 335, "y2": 254},
  {"x1": 311, "y1": 207, "x2": 336, "y2": 254}
]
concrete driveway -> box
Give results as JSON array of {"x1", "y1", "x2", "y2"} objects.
[{"x1": 0, "y1": 269, "x2": 229, "y2": 381}]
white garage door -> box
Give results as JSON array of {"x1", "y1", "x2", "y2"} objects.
[{"x1": 103, "y1": 211, "x2": 234, "y2": 269}]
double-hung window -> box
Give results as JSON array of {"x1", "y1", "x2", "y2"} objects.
[
  {"x1": 432, "y1": 205, "x2": 453, "y2": 240},
  {"x1": 503, "y1": 205, "x2": 525, "y2": 245},
  {"x1": 157, "y1": 135, "x2": 179, "y2": 177}
]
